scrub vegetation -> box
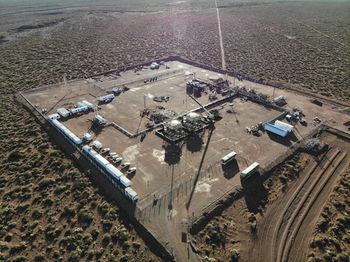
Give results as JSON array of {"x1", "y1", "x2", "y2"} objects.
[
  {"x1": 0, "y1": 0, "x2": 349, "y2": 260},
  {"x1": 307, "y1": 168, "x2": 350, "y2": 262}
]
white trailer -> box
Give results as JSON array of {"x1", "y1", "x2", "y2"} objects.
[
  {"x1": 221, "y1": 151, "x2": 237, "y2": 165},
  {"x1": 241, "y1": 162, "x2": 259, "y2": 181},
  {"x1": 125, "y1": 187, "x2": 138, "y2": 203},
  {"x1": 119, "y1": 175, "x2": 131, "y2": 187}
]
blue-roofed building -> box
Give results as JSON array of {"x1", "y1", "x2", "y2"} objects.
[{"x1": 264, "y1": 123, "x2": 289, "y2": 137}]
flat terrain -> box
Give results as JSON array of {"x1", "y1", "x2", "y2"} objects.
[
  {"x1": 1, "y1": 0, "x2": 350, "y2": 260},
  {"x1": 22, "y1": 59, "x2": 350, "y2": 260},
  {"x1": 23, "y1": 61, "x2": 285, "y2": 207}
]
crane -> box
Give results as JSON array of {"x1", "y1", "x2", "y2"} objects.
[
  {"x1": 188, "y1": 94, "x2": 221, "y2": 121},
  {"x1": 188, "y1": 94, "x2": 215, "y2": 120}
]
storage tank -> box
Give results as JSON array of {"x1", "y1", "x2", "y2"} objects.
[
  {"x1": 168, "y1": 119, "x2": 182, "y2": 130},
  {"x1": 185, "y1": 112, "x2": 201, "y2": 123}
]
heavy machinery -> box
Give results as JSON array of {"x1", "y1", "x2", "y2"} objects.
[{"x1": 188, "y1": 94, "x2": 222, "y2": 121}]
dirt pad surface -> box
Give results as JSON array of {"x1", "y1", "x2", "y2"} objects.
[{"x1": 1, "y1": 0, "x2": 350, "y2": 260}]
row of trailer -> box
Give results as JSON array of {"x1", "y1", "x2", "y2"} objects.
[
  {"x1": 221, "y1": 151, "x2": 259, "y2": 181},
  {"x1": 82, "y1": 145, "x2": 138, "y2": 203},
  {"x1": 47, "y1": 116, "x2": 138, "y2": 203},
  {"x1": 49, "y1": 118, "x2": 82, "y2": 146},
  {"x1": 56, "y1": 100, "x2": 94, "y2": 118}
]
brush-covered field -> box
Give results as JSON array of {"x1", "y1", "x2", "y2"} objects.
[{"x1": 0, "y1": 0, "x2": 349, "y2": 260}]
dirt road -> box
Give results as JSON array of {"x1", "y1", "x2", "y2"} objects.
[
  {"x1": 249, "y1": 146, "x2": 349, "y2": 262},
  {"x1": 215, "y1": 0, "x2": 226, "y2": 70}
]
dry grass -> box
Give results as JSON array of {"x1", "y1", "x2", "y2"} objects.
[
  {"x1": 0, "y1": 1, "x2": 349, "y2": 260},
  {"x1": 307, "y1": 167, "x2": 350, "y2": 262},
  {"x1": 0, "y1": 99, "x2": 159, "y2": 261},
  {"x1": 221, "y1": 2, "x2": 350, "y2": 101}
]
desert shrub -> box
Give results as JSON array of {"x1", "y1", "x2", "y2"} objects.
[
  {"x1": 86, "y1": 229, "x2": 97, "y2": 242},
  {"x1": 31, "y1": 209, "x2": 43, "y2": 220},
  {"x1": 54, "y1": 184, "x2": 67, "y2": 195},
  {"x1": 16, "y1": 203, "x2": 30, "y2": 213},
  {"x1": 9, "y1": 243, "x2": 26, "y2": 255},
  {"x1": 111, "y1": 225, "x2": 129, "y2": 243},
  {"x1": 63, "y1": 229, "x2": 83, "y2": 251},
  {"x1": 7, "y1": 150, "x2": 24, "y2": 162},
  {"x1": 42, "y1": 197, "x2": 53, "y2": 207},
  {"x1": 34, "y1": 254, "x2": 45, "y2": 262},
  {"x1": 102, "y1": 234, "x2": 111, "y2": 247},
  {"x1": 317, "y1": 218, "x2": 330, "y2": 233},
  {"x1": 122, "y1": 241, "x2": 130, "y2": 250},
  {"x1": 62, "y1": 205, "x2": 76, "y2": 219},
  {"x1": 337, "y1": 253, "x2": 350, "y2": 262},
  {"x1": 334, "y1": 201, "x2": 346, "y2": 211},
  {"x1": 97, "y1": 201, "x2": 109, "y2": 216},
  {"x1": 45, "y1": 223, "x2": 62, "y2": 241},
  {"x1": 132, "y1": 241, "x2": 141, "y2": 249},
  {"x1": 205, "y1": 224, "x2": 225, "y2": 246},
  {"x1": 230, "y1": 249, "x2": 239, "y2": 262},
  {"x1": 78, "y1": 210, "x2": 93, "y2": 226},
  {"x1": 102, "y1": 219, "x2": 113, "y2": 232},
  {"x1": 87, "y1": 250, "x2": 95, "y2": 259},
  {"x1": 38, "y1": 142, "x2": 49, "y2": 151},
  {"x1": 72, "y1": 179, "x2": 85, "y2": 192},
  {"x1": 279, "y1": 175, "x2": 288, "y2": 185},
  {"x1": 68, "y1": 248, "x2": 82, "y2": 262},
  {"x1": 82, "y1": 233, "x2": 93, "y2": 246},
  {"x1": 0, "y1": 205, "x2": 15, "y2": 224},
  {"x1": 322, "y1": 253, "x2": 333, "y2": 262},
  {"x1": 38, "y1": 178, "x2": 55, "y2": 190},
  {"x1": 310, "y1": 237, "x2": 326, "y2": 250},
  {"x1": 4, "y1": 233, "x2": 13, "y2": 242},
  {"x1": 12, "y1": 256, "x2": 26, "y2": 262}
]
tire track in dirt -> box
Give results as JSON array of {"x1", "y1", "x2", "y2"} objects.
[
  {"x1": 254, "y1": 158, "x2": 319, "y2": 262},
  {"x1": 283, "y1": 152, "x2": 349, "y2": 262},
  {"x1": 276, "y1": 148, "x2": 342, "y2": 262},
  {"x1": 250, "y1": 148, "x2": 339, "y2": 262}
]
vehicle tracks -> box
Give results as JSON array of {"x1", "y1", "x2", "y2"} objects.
[
  {"x1": 251, "y1": 147, "x2": 347, "y2": 262},
  {"x1": 276, "y1": 148, "x2": 342, "y2": 262}
]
